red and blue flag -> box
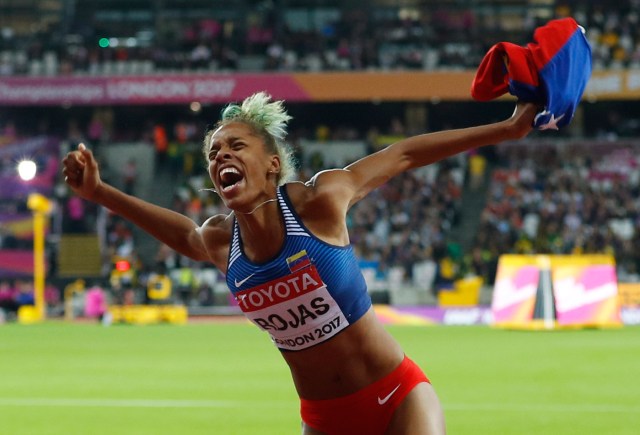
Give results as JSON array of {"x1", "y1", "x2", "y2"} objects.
[{"x1": 471, "y1": 17, "x2": 592, "y2": 130}]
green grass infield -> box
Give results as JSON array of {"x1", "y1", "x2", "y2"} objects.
[{"x1": 1, "y1": 321, "x2": 639, "y2": 434}]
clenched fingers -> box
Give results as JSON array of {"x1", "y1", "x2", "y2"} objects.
[
  {"x1": 62, "y1": 143, "x2": 94, "y2": 187},
  {"x1": 62, "y1": 154, "x2": 84, "y2": 184}
]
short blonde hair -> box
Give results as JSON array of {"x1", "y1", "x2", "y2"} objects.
[{"x1": 203, "y1": 92, "x2": 297, "y2": 185}]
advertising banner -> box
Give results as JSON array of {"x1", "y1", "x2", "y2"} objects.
[
  {"x1": 0, "y1": 249, "x2": 35, "y2": 278},
  {"x1": 491, "y1": 254, "x2": 622, "y2": 329},
  {"x1": 0, "y1": 71, "x2": 477, "y2": 105},
  {"x1": 0, "y1": 69, "x2": 636, "y2": 106},
  {"x1": 551, "y1": 259, "x2": 620, "y2": 326},
  {"x1": 0, "y1": 74, "x2": 309, "y2": 106},
  {"x1": 618, "y1": 283, "x2": 640, "y2": 307},
  {"x1": 0, "y1": 213, "x2": 34, "y2": 238},
  {"x1": 491, "y1": 255, "x2": 541, "y2": 325}
]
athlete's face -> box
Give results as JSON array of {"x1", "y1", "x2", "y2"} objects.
[{"x1": 206, "y1": 122, "x2": 280, "y2": 209}]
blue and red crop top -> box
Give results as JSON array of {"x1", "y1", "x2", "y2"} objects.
[{"x1": 225, "y1": 185, "x2": 372, "y2": 351}]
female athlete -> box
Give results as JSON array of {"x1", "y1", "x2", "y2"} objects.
[{"x1": 63, "y1": 93, "x2": 537, "y2": 434}]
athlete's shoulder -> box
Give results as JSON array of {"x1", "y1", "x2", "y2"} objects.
[
  {"x1": 284, "y1": 170, "x2": 352, "y2": 202},
  {"x1": 283, "y1": 177, "x2": 350, "y2": 244},
  {"x1": 283, "y1": 180, "x2": 310, "y2": 202},
  {"x1": 283, "y1": 179, "x2": 333, "y2": 213},
  {"x1": 305, "y1": 168, "x2": 353, "y2": 189},
  {"x1": 303, "y1": 169, "x2": 358, "y2": 211},
  {"x1": 202, "y1": 212, "x2": 233, "y2": 228},
  {"x1": 199, "y1": 213, "x2": 233, "y2": 242}
]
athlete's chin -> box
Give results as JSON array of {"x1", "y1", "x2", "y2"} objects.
[
  {"x1": 224, "y1": 193, "x2": 253, "y2": 212},
  {"x1": 224, "y1": 198, "x2": 243, "y2": 212}
]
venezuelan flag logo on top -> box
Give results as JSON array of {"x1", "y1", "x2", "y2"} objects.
[
  {"x1": 286, "y1": 250, "x2": 312, "y2": 273},
  {"x1": 471, "y1": 17, "x2": 592, "y2": 130}
]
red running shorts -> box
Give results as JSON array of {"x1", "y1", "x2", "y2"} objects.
[{"x1": 300, "y1": 355, "x2": 430, "y2": 434}]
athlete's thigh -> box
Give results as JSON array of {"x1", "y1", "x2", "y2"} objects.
[{"x1": 385, "y1": 382, "x2": 446, "y2": 435}]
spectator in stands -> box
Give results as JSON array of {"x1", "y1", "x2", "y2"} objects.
[
  {"x1": 174, "y1": 266, "x2": 196, "y2": 305},
  {"x1": 84, "y1": 281, "x2": 108, "y2": 321},
  {"x1": 15, "y1": 279, "x2": 35, "y2": 307},
  {"x1": 87, "y1": 112, "x2": 105, "y2": 146},
  {"x1": 1, "y1": 121, "x2": 17, "y2": 142},
  {"x1": 63, "y1": 195, "x2": 87, "y2": 233},
  {"x1": 155, "y1": 242, "x2": 179, "y2": 270},
  {"x1": 153, "y1": 124, "x2": 169, "y2": 168},
  {"x1": 474, "y1": 142, "x2": 640, "y2": 281},
  {"x1": 122, "y1": 159, "x2": 138, "y2": 195},
  {"x1": 0, "y1": 279, "x2": 19, "y2": 319},
  {"x1": 63, "y1": 90, "x2": 537, "y2": 434},
  {"x1": 5, "y1": 2, "x2": 633, "y2": 75},
  {"x1": 146, "y1": 263, "x2": 173, "y2": 304}
]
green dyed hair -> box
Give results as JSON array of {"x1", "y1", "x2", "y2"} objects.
[{"x1": 203, "y1": 92, "x2": 296, "y2": 185}]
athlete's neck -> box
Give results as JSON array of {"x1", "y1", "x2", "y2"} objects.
[
  {"x1": 235, "y1": 197, "x2": 277, "y2": 215},
  {"x1": 234, "y1": 195, "x2": 284, "y2": 263}
]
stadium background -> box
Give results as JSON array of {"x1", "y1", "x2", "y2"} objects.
[
  {"x1": 1, "y1": 0, "x2": 638, "y2": 322},
  {"x1": 0, "y1": 1, "x2": 639, "y2": 433}
]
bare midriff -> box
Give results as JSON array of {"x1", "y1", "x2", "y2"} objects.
[{"x1": 281, "y1": 308, "x2": 405, "y2": 400}]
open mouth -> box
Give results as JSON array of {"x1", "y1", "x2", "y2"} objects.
[{"x1": 219, "y1": 166, "x2": 244, "y2": 192}]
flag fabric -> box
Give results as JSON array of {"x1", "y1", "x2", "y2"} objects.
[{"x1": 471, "y1": 17, "x2": 592, "y2": 130}]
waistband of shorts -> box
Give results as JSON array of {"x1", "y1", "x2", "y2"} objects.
[{"x1": 300, "y1": 354, "x2": 422, "y2": 410}]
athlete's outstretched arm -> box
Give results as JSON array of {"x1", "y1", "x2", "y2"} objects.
[
  {"x1": 62, "y1": 144, "x2": 213, "y2": 262},
  {"x1": 315, "y1": 101, "x2": 538, "y2": 208}
]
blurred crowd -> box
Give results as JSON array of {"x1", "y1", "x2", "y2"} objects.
[
  {"x1": 1, "y1": 95, "x2": 640, "y2": 312},
  {"x1": 99, "y1": 135, "x2": 640, "y2": 301},
  {"x1": 469, "y1": 143, "x2": 640, "y2": 283},
  {"x1": 2, "y1": 0, "x2": 640, "y2": 315},
  {"x1": 1, "y1": 1, "x2": 640, "y2": 75},
  {"x1": 1, "y1": 129, "x2": 639, "y2": 314}
]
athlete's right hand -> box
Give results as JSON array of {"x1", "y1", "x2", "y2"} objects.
[
  {"x1": 507, "y1": 101, "x2": 539, "y2": 140},
  {"x1": 62, "y1": 143, "x2": 102, "y2": 200}
]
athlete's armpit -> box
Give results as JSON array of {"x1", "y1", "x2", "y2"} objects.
[{"x1": 196, "y1": 214, "x2": 233, "y2": 271}]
